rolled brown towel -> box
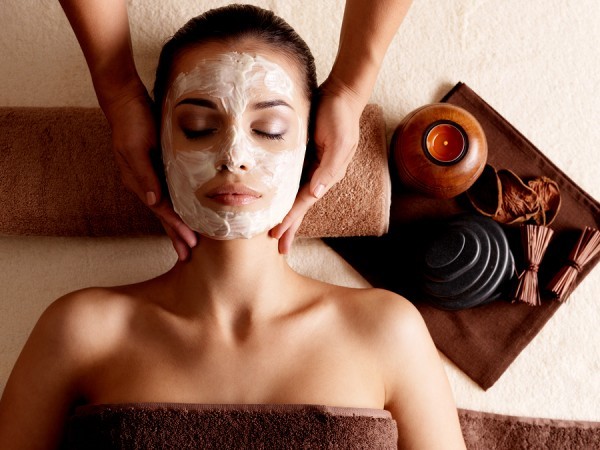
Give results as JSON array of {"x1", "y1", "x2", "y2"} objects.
[
  {"x1": 0, "y1": 105, "x2": 390, "y2": 238},
  {"x1": 64, "y1": 402, "x2": 398, "y2": 449}
]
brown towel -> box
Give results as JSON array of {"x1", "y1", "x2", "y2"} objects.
[
  {"x1": 0, "y1": 104, "x2": 390, "y2": 238},
  {"x1": 299, "y1": 103, "x2": 391, "y2": 237},
  {"x1": 326, "y1": 82, "x2": 600, "y2": 390},
  {"x1": 63, "y1": 403, "x2": 398, "y2": 449},
  {"x1": 458, "y1": 409, "x2": 600, "y2": 450}
]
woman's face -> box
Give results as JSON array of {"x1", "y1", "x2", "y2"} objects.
[{"x1": 161, "y1": 41, "x2": 310, "y2": 239}]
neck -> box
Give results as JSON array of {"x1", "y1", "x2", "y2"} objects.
[{"x1": 163, "y1": 232, "x2": 298, "y2": 324}]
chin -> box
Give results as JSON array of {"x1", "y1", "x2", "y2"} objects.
[
  {"x1": 176, "y1": 195, "x2": 291, "y2": 241},
  {"x1": 189, "y1": 211, "x2": 281, "y2": 241}
]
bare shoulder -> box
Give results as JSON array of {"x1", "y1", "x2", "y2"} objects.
[
  {"x1": 329, "y1": 287, "x2": 466, "y2": 448},
  {"x1": 332, "y1": 285, "x2": 440, "y2": 372},
  {"x1": 38, "y1": 286, "x2": 135, "y2": 355},
  {"x1": 345, "y1": 287, "x2": 439, "y2": 379},
  {"x1": 328, "y1": 285, "x2": 428, "y2": 346},
  {"x1": 9, "y1": 286, "x2": 138, "y2": 383},
  {"x1": 0, "y1": 286, "x2": 137, "y2": 446}
]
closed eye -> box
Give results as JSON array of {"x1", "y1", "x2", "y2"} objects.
[
  {"x1": 183, "y1": 128, "x2": 217, "y2": 140},
  {"x1": 253, "y1": 129, "x2": 284, "y2": 141}
]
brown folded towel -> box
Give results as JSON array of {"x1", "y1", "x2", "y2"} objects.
[
  {"x1": 64, "y1": 403, "x2": 398, "y2": 449},
  {"x1": 298, "y1": 104, "x2": 391, "y2": 237},
  {"x1": 0, "y1": 104, "x2": 390, "y2": 238}
]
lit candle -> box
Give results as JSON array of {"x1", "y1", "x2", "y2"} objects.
[{"x1": 425, "y1": 122, "x2": 466, "y2": 164}]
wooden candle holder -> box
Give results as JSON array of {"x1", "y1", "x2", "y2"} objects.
[{"x1": 391, "y1": 103, "x2": 488, "y2": 199}]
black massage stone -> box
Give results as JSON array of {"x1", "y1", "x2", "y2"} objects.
[
  {"x1": 423, "y1": 220, "x2": 491, "y2": 299},
  {"x1": 456, "y1": 215, "x2": 513, "y2": 300},
  {"x1": 420, "y1": 213, "x2": 515, "y2": 310},
  {"x1": 423, "y1": 226, "x2": 481, "y2": 282}
]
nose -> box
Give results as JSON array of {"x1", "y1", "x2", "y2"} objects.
[
  {"x1": 215, "y1": 128, "x2": 255, "y2": 173},
  {"x1": 216, "y1": 147, "x2": 252, "y2": 172}
]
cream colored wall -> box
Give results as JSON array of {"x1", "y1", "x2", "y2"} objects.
[{"x1": 1, "y1": 0, "x2": 599, "y2": 420}]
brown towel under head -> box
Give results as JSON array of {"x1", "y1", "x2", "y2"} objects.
[
  {"x1": 298, "y1": 104, "x2": 391, "y2": 237},
  {"x1": 64, "y1": 403, "x2": 398, "y2": 449},
  {"x1": 0, "y1": 104, "x2": 390, "y2": 239}
]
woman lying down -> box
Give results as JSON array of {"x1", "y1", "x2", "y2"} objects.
[{"x1": 0, "y1": 4, "x2": 466, "y2": 449}]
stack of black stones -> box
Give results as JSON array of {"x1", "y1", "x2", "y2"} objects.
[{"x1": 420, "y1": 213, "x2": 515, "y2": 310}]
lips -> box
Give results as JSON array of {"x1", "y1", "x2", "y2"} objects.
[{"x1": 206, "y1": 183, "x2": 262, "y2": 206}]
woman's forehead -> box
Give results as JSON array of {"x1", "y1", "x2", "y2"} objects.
[
  {"x1": 172, "y1": 53, "x2": 295, "y2": 100},
  {"x1": 169, "y1": 41, "x2": 306, "y2": 98}
]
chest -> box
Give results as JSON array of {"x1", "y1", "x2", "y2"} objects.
[{"x1": 82, "y1": 321, "x2": 384, "y2": 407}]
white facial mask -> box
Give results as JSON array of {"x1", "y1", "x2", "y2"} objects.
[{"x1": 161, "y1": 52, "x2": 307, "y2": 239}]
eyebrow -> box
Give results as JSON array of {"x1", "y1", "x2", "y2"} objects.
[
  {"x1": 176, "y1": 98, "x2": 218, "y2": 109},
  {"x1": 175, "y1": 97, "x2": 294, "y2": 111},
  {"x1": 252, "y1": 100, "x2": 294, "y2": 111}
]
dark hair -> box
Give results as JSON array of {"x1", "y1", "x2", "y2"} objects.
[{"x1": 153, "y1": 4, "x2": 318, "y2": 116}]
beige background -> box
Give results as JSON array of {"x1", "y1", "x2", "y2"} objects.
[{"x1": 1, "y1": 0, "x2": 599, "y2": 421}]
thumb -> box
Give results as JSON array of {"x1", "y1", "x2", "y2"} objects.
[
  {"x1": 137, "y1": 162, "x2": 163, "y2": 207},
  {"x1": 138, "y1": 137, "x2": 165, "y2": 207},
  {"x1": 129, "y1": 137, "x2": 165, "y2": 207},
  {"x1": 122, "y1": 147, "x2": 164, "y2": 207},
  {"x1": 309, "y1": 140, "x2": 355, "y2": 199}
]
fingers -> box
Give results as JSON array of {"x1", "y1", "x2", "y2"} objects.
[
  {"x1": 271, "y1": 137, "x2": 355, "y2": 254},
  {"x1": 277, "y1": 216, "x2": 304, "y2": 255},
  {"x1": 104, "y1": 93, "x2": 197, "y2": 260},
  {"x1": 150, "y1": 199, "x2": 198, "y2": 261},
  {"x1": 270, "y1": 86, "x2": 363, "y2": 253},
  {"x1": 309, "y1": 87, "x2": 362, "y2": 200},
  {"x1": 113, "y1": 147, "x2": 162, "y2": 206},
  {"x1": 270, "y1": 183, "x2": 319, "y2": 254},
  {"x1": 115, "y1": 144, "x2": 197, "y2": 261},
  {"x1": 309, "y1": 138, "x2": 356, "y2": 199},
  {"x1": 108, "y1": 92, "x2": 164, "y2": 207},
  {"x1": 131, "y1": 152, "x2": 163, "y2": 207},
  {"x1": 161, "y1": 218, "x2": 193, "y2": 262},
  {"x1": 271, "y1": 147, "x2": 352, "y2": 254}
]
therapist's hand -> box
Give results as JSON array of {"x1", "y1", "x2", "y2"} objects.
[
  {"x1": 106, "y1": 90, "x2": 197, "y2": 261},
  {"x1": 270, "y1": 76, "x2": 364, "y2": 254}
]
